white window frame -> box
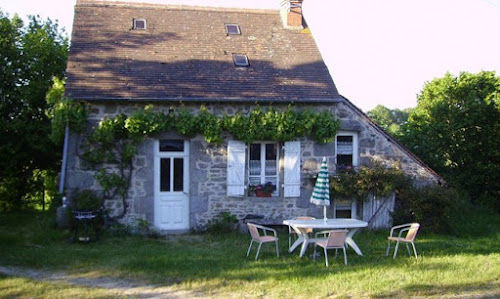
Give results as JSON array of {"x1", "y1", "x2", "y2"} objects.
[
  {"x1": 334, "y1": 131, "x2": 359, "y2": 218},
  {"x1": 247, "y1": 142, "x2": 280, "y2": 197},
  {"x1": 335, "y1": 131, "x2": 358, "y2": 167},
  {"x1": 225, "y1": 24, "x2": 241, "y2": 35},
  {"x1": 233, "y1": 54, "x2": 249, "y2": 67},
  {"x1": 133, "y1": 18, "x2": 147, "y2": 30}
]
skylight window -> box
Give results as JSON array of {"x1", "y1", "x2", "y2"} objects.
[
  {"x1": 233, "y1": 54, "x2": 249, "y2": 67},
  {"x1": 133, "y1": 18, "x2": 146, "y2": 30},
  {"x1": 225, "y1": 24, "x2": 241, "y2": 35}
]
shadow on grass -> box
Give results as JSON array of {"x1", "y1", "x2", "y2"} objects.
[
  {"x1": 1, "y1": 211, "x2": 499, "y2": 297},
  {"x1": 378, "y1": 281, "x2": 500, "y2": 298}
]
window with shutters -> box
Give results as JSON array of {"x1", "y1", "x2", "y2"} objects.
[
  {"x1": 226, "y1": 140, "x2": 300, "y2": 198},
  {"x1": 248, "y1": 142, "x2": 279, "y2": 197}
]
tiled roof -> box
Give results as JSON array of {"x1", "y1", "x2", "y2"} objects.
[{"x1": 65, "y1": 0, "x2": 340, "y2": 102}]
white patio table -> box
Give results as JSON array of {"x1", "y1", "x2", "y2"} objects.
[{"x1": 283, "y1": 218, "x2": 368, "y2": 257}]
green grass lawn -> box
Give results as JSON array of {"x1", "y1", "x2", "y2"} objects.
[{"x1": 0, "y1": 211, "x2": 499, "y2": 298}]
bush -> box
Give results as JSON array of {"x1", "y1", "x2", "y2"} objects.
[
  {"x1": 205, "y1": 212, "x2": 238, "y2": 234},
  {"x1": 132, "y1": 218, "x2": 162, "y2": 239},
  {"x1": 446, "y1": 198, "x2": 500, "y2": 237},
  {"x1": 392, "y1": 184, "x2": 458, "y2": 233},
  {"x1": 71, "y1": 189, "x2": 103, "y2": 211},
  {"x1": 106, "y1": 222, "x2": 132, "y2": 238}
]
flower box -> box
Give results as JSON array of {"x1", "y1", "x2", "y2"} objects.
[{"x1": 256, "y1": 190, "x2": 272, "y2": 197}]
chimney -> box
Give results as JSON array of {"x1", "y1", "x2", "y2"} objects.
[{"x1": 280, "y1": 0, "x2": 304, "y2": 30}]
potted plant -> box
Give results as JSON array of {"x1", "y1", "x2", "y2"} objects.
[
  {"x1": 248, "y1": 185, "x2": 258, "y2": 197},
  {"x1": 70, "y1": 189, "x2": 104, "y2": 242},
  {"x1": 72, "y1": 189, "x2": 103, "y2": 212},
  {"x1": 255, "y1": 182, "x2": 275, "y2": 197}
]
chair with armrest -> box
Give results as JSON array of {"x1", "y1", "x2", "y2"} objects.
[
  {"x1": 386, "y1": 223, "x2": 420, "y2": 259},
  {"x1": 288, "y1": 216, "x2": 316, "y2": 249},
  {"x1": 246, "y1": 223, "x2": 279, "y2": 261},
  {"x1": 314, "y1": 229, "x2": 348, "y2": 266}
]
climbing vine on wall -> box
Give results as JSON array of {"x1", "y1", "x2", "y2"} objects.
[
  {"x1": 222, "y1": 107, "x2": 339, "y2": 143},
  {"x1": 48, "y1": 99, "x2": 89, "y2": 144},
  {"x1": 78, "y1": 105, "x2": 340, "y2": 219},
  {"x1": 330, "y1": 161, "x2": 408, "y2": 227}
]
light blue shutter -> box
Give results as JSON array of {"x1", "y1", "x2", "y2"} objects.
[
  {"x1": 284, "y1": 141, "x2": 301, "y2": 197},
  {"x1": 227, "y1": 140, "x2": 246, "y2": 196}
]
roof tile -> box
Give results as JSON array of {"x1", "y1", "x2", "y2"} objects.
[{"x1": 66, "y1": 0, "x2": 340, "y2": 102}]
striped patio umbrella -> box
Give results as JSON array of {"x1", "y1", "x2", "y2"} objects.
[{"x1": 310, "y1": 157, "x2": 330, "y2": 222}]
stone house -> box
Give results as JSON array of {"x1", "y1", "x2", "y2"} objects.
[{"x1": 62, "y1": 0, "x2": 442, "y2": 231}]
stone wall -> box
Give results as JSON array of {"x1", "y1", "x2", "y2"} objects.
[
  {"x1": 63, "y1": 101, "x2": 441, "y2": 230},
  {"x1": 190, "y1": 135, "x2": 334, "y2": 228}
]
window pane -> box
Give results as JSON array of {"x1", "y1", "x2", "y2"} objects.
[
  {"x1": 265, "y1": 160, "x2": 276, "y2": 175},
  {"x1": 173, "y1": 158, "x2": 184, "y2": 191},
  {"x1": 249, "y1": 177, "x2": 261, "y2": 186},
  {"x1": 225, "y1": 24, "x2": 241, "y2": 35},
  {"x1": 337, "y1": 136, "x2": 353, "y2": 143},
  {"x1": 249, "y1": 161, "x2": 261, "y2": 176},
  {"x1": 336, "y1": 209, "x2": 352, "y2": 218},
  {"x1": 337, "y1": 135, "x2": 353, "y2": 167},
  {"x1": 337, "y1": 155, "x2": 353, "y2": 167},
  {"x1": 249, "y1": 144, "x2": 261, "y2": 160},
  {"x1": 265, "y1": 143, "x2": 277, "y2": 160},
  {"x1": 233, "y1": 54, "x2": 249, "y2": 67},
  {"x1": 337, "y1": 136, "x2": 353, "y2": 155},
  {"x1": 249, "y1": 144, "x2": 261, "y2": 176},
  {"x1": 133, "y1": 19, "x2": 146, "y2": 30},
  {"x1": 160, "y1": 158, "x2": 170, "y2": 192},
  {"x1": 265, "y1": 144, "x2": 277, "y2": 175},
  {"x1": 159, "y1": 140, "x2": 184, "y2": 152}
]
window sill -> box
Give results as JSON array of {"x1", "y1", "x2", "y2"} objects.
[{"x1": 248, "y1": 190, "x2": 278, "y2": 198}]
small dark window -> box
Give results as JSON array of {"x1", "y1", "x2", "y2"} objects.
[
  {"x1": 160, "y1": 158, "x2": 171, "y2": 192},
  {"x1": 225, "y1": 24, "x2": 241, "y2": 35},
  {"x1": 233, "y1": 54, "x2": 249, "y2": 67},
  {"x1": 159, "y1": 140, "x2": 184, "y2": 152},
  {"x1": 133, "y1": 18, "x2": 146, "y2": 30},
  {"x1": 173, "y1": 158, "x2": 184, "y2": 191},
  {"x1": 336, "y1": 135, "x2": 354, "y2": 168}
]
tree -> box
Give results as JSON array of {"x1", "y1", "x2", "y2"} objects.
[
  {"x1": 0, "y1": 11, "x2": 68, "y2": 210},
  {"x1": 401, "y1": 71, "x2": 500, "y2": 209},
  {"x1": 367, "y1": 105, "x2": 413, "y2": 137}
]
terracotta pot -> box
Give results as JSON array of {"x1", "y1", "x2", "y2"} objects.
[{"x1": 256, "y1": 190, "x2": 272, "y2": 197}]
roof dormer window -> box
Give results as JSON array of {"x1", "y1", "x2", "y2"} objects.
[
  {"x1": 133, "y1": 18, "x2": 146, "y2": 30},
  {"x1": 225, "y1": 24, "x2": 241, "y2": 35},
  {"x1": 233, "y1": 54, "x2": 249, "y2": 67}
]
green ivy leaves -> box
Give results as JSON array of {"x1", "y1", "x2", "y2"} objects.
[
  {"x1": 81, "y1": 105, "x2": 340, "y2": 147},
  {"x1": 330, "y1": 162, "x2": 405, "y2": 200},
  {"x1": 48, "y1": 100, "x2": 89, "y2": 144},
  {"x1": 81, "y1": 104, "x2": 341, "y2": 182},
  {"x1": 222, "y1": 107, "x2": 340, "y2": 143},
  {"x1": 125, "y1": 106, "x2": 172, "y2": 137},
  {"x1": 78, "y1": 105, "x2": 340, "y2": 219}
]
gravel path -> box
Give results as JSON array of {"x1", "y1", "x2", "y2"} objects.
[{"x1": 0, "y1": 265, "x2": 204, "y2": 298}]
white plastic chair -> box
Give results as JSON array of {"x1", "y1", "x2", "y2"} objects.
[
  {"x1": 246, "y1": 223, "x2": 279, "y2": 261},
  {"x1": 314, "y1": 229, "x2": 348, "y2": 266},
  {"x1": 386, "y1": 223, "x2": 420, "y2": 259},
  {"x1": 288, "y1": 216, "x2": 316, "y2": 249}
]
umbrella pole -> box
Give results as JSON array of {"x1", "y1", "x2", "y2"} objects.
[{"x1": 324, "y1": 206, "x2": 327, "y2": 222}]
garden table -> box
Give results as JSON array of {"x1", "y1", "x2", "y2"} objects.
[{"x1": 283, "y1": 218, "x2": 368, "y2": 257}]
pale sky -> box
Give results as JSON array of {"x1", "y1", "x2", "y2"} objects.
[{"x1": 1, "y1": 0, "x2": 500, "y2": 111}]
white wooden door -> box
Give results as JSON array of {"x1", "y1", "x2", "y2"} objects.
[{"x1": 154, "y1": 140, "x2": 189, "y2": 230}]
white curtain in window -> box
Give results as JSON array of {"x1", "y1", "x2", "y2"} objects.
[
  {"x1": 283, "y1": 141, "x2": 301, "y2": 197},
  {"x1": 337, "y1": 141, "x2": 353, "y2": 155},
  {"x1": 227, "y1": 140, "x2": 246, "y2": 196}
]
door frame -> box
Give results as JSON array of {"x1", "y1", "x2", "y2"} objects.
[{"x1": 153, "y1": 139, "x2": 190, "y2": 230}]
